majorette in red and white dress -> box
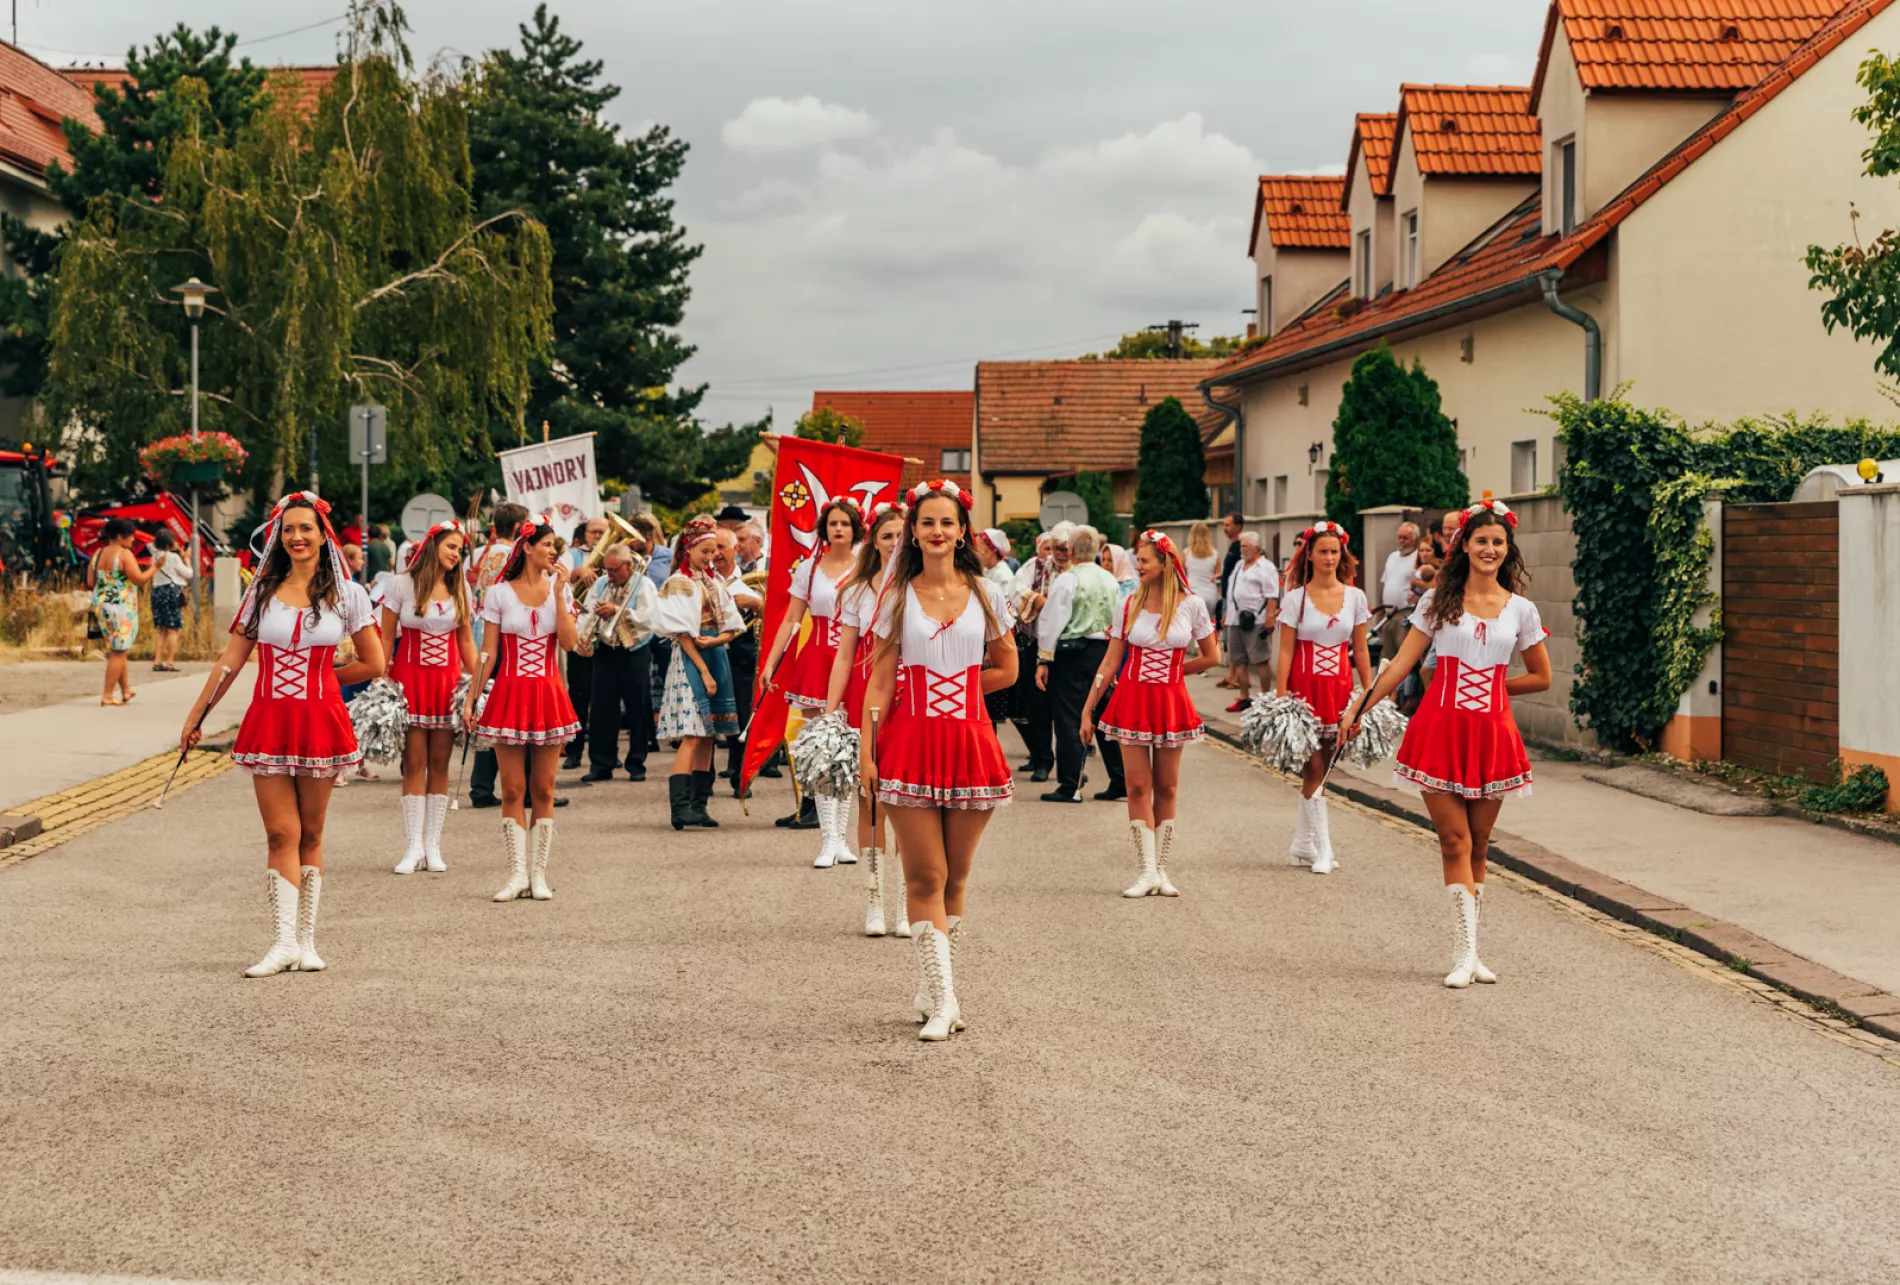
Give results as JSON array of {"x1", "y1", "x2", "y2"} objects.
[
  {"x1": 1393, "y1": 589, "x2": 1548, "y2": 800},
  {"x1": 475, "y1": 579, "x2": 580, "y2": 746},
  {"x1": 232, "y1": 582, "x2": 377, "y2": 777},
  {"x1": 834, "y1": 578, "x2": 881, "y2": 729},
  {"x1": 382, "y1": 573, "x2": 466, "y2": 729},
  {"x1": 780, "y1": 553, "x2": 852, "y2": 710},
  {"x1": 1097, "y1": 593, "x2": 1214, "y2": 747},
  {"x1": 1280, "y1": 584, "x2": 1371, "y2": 731},
  {"x1": 874, "y1": 580, "x2": 1014, "y2": 810}
]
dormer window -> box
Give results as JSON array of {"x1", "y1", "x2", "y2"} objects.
[{"x1": 1558, "y1": 137, "x2": 1577, "y2": 235}]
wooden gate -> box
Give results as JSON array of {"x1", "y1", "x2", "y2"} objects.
[{"x1": 1721, "y1": 501, "x2": 1839, "y2": 782}]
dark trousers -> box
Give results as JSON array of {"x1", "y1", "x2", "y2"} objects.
[
  {"x1": 588, "y1": 645, "x2": 652, "y2": 771},
  {"x1": 725, "y1": 632, "x2": 758, "y2": 777},
  {"x1": 1051, "y1": 639, "x2": 1124, "y2": 795},
  {"x1": 565, "y1": 651, "x2": 594, "y2": 755},
  {"x1": 470, "y1": 747, "x2": 498, "y2": 805},
  {"x1": 1014, "y1": 634, "x2": 1054, "y2": 770}
]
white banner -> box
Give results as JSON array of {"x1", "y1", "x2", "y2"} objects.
[{"x1": 497, "y1": 433, "x2": 602, "y2": 530}]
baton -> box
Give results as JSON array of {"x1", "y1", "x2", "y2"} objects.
[
  {"x1": 867, "y1": 706, "x2": 881, "y2": 835},
  {"x1": 1317, "y1": 659, "x2": 1389, "y2": 790},
  {"x1": 450, "y1": 725, "x2": 473, "y2": 810},
  {"x1": 154, "y1": 665, "x2": 232, "y2": 809}
]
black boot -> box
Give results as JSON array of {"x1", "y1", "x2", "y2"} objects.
[
  {"x1": 776, "y1": 796, "x2": 818, "y2": 829},
  {"x1": 668, "y1": 774, "x2": 694, "y2": 831},
  {"x1": 690, "y1": 769, "x2": 720, "y2": 828}
]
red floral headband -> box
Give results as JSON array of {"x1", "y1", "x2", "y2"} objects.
[
  {"x1": 908, "y1": 478, "x2": 972, "y2": 511},
  {"x1": 867, "y1": 500, "x2": 905, "y2": 523},
  {"x1": 1301, "y1": 520, "x2": 1350, "y2": 545},
  {"x1": 403, "y1": 519, "x2": 466, "y2": 571},
  {"x1": 500, "y1": 512, "x2": 555, "y2": 578},
  {"x1": 1138, "y1": 529, "x2": 1190, "y2": 590},
  {"x1": 1451, "y1": 499, "x2": 1517, "y2": 548}
]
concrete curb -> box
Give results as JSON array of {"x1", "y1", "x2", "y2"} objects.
[
  {"x1": 1201, "y1": 714, "x2": 1900, "y2": 1043},
  {"x1": 0, "y1": 813, "x2": 43, "y2": 848}
]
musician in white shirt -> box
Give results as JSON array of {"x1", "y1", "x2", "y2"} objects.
[{"x1": 577, "y1": 543, "x2": 658, "y2": 781}]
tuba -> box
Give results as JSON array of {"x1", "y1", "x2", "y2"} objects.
[{"x1": 580, "y1": 512, "x2": 641, "y2": 575}]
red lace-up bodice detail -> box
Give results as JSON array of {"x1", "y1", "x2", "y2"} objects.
[
  {"x1": 1128, "y1": 645, "x2": 1185, "y2": 685},
  {"x1": 900, "y1": 666, "x2": 985, "y2": 723}
]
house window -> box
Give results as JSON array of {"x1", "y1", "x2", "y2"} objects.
[
  {"x1": 1260, "y1": 276, "x2": 1274, "y2": 338},
  {"x1": 1511, "y1": 440, "x2": 1539, "y2": 494},
  {"x1": 1404, "y1": 212, "x2": 1420, "y2": 287},
  {"x1": 1458, "y1": 447, "x2": 1470, "y2": 478},
  {"x1": 1314, "y1": 469, "x2": 1330, "y2": 510},
  {"x1": 940, "y1": 448, "x2": 972, "y2": 473},
  {"x1": 1272, "y1": 475, "x2": 1289, "y2": 515},
  {"x1": 1558, "y1": 138, "x2": 1578, "y2": 235},
  {"x1": 1356, "y1": 230, "x2": 1372, "y2": 298}
]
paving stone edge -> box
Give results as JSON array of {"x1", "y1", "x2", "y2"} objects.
[{"x1": 1201, "y1": 717, "x2": 1900, "y2": 1043}]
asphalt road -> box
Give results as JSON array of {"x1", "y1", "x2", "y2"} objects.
[{"x1": 3, "y1": 739, "x2": 1898, "y2": 1284}]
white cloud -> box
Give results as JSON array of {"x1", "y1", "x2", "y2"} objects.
[{"x1": 720, "y1": 96, "x2": 877, "y2": 154}]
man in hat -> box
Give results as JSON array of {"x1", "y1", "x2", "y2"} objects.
[{"x1": 715, "y1": 504, "x2": 751, "y2": 532}]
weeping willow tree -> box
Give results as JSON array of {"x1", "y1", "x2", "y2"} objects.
[{"x1": 47, "y1": 3, "x2": 553, "y2": 511}]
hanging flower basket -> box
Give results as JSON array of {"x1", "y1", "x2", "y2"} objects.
[{"x1": 140, "y1": 432, "x2": 247, "y2": 488}]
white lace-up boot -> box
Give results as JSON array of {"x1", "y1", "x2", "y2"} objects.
[
  {"x1": 1445, "y1": 885, "x2": 1480, "y2": 988},
  {"x1": 1154, "y1": 818, "x2": 1181, "y2": 897},
  {"x1": 887, "y1": 849, "x2": 911, "y2": 938},
  {"x1": 863, "y1": 848, "x2": 887, "y2": 937},
  {"x1": 529, "y1": 818, "x2": 555, "y2": 901},
  {"x1": 295, "y1": 866, "x2": 326, "y2": 972},
  {"x1": 917, "y1": 922, "x2": 963, "y2": 1041},
  {"x1": 811, "y1": 796, "x2": 839, "y2": 868},
  {"x1": 913, "y1": 911, "x2": 955, "y2": 1022},
  {"x1": 1309, "y1": 795, "x2": 1337, "y2": 875},
  {"x1": 1470, "y1": 883, "x2": 1498, "y2": 984},
  {"x1": 423, "y1": 794, "x2": 449, "y2": 872},
  {"x1": 1122, "y1": 821, "x2": 1160, "y2": 897},
  {"x1": 1289, "y1": 796, "x2": 1318, "y2": 866},
  {"x1": 394, "y1": 794, "x2": 426, "y2": 874},
  {"x1": 834, "y1": 796, "x2": 857, "y2": 864},
  {"x1": 243, "y1": 871, "x2": 302, "y2": 977},
  {"x1": 493, "y1": 819, "x2": 530, "y2": 902}
]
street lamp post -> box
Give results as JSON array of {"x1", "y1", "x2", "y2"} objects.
[{"x1": 170, "y1": 278, "x2": 216, "y2": 622}]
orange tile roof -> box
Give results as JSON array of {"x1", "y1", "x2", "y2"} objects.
[
  {"x1": 976, "y1": 361, "x2": 1229, "y2": 475},
  {"x1": 810, "y1": 391, "x2": 975, "y2": 488},
  {"x1": 1395, "y1": 85, "x2": 1541, "y2": 178},
  {"x1": 1249, "y1": 175, "x2": 1352, "y2": 253},
  {"x1": 1531, "y1": 0, "x2": 1841, "y2": 107},
  {"x1": 1344, "y1": 113, "x2": 1399, "y2": 202},
  {"x1": 60, "y1": 64, "x2": 337, "y2": 118},
  {"x1": 0, "y1": 42, "x2": 96, "y2": 177},
  {"x1": 1211, "y1": 0, "x2": 1894, "y2": 387}
]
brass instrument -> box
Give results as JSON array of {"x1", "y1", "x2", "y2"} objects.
[
  {"x1": 740, "y1": 568, "x2": 769, "y2": 643},
  {"x1": 579, "y1": 512, "x2": 642, "y2": 575},
  {"x1": 575, "y1": 541, "x2": 652, "y2": 657}
]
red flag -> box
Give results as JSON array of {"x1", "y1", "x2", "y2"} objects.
[{"x1": 741, "y1": 437, "x2": 906, "y2": 794}]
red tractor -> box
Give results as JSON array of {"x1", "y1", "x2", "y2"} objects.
[{"x1": 0, "y1": 444, "x2": 227, "y2": 582}]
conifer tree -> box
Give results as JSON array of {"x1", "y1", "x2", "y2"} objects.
[
  {"x1": 1131, "y1": 395, "x2": 1208, "y2": 530},
  {"x1": 1325, "y1": 347, "x2": 1467, "y2": 542}
]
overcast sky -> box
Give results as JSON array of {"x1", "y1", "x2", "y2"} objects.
[{"x1": 19, "y1": 1, "x2": 1545, "y2": 429}]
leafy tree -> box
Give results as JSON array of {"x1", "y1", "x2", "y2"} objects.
[
  {"x1": 46, "y1": 4, "x2": 554, "y2": 509},
  {"x1": 1073, "y1": 470, "x2": 1124, "y2": 544},
  {"x1": 1325, "y1": 346, "x2": 1466, "y2": 542},
  {"x1": 467, "y1": 4, "x2": 759, "y2": 510},
  {"x1": 1807, "y1": 51, "x2": 1900, "y2": 377},
  {"x1": 0, "y1": 26, "x2": 268, "y2": 410},
  {"x1": 1131, "y1": 396, "x2": 1207, "y2": 530},
  {"x1": 1081, "y1": 332, "x2": 1244, "y2": 360},
  {"x1": 794, "y1": 406, "x2": 866, "y2": 447}
]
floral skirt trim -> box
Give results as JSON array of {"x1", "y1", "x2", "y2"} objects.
[
  {"x1": 877, "y1": 778, "x2": 1013, "y2": 811},
  {"x1": 406, "y1": 712, "x2": 459, "y2": 730},
  {"x1": 477, "y1": 721, "x2": 581, "y2": 747},
  {"x1": 1098, "y1": 721, "x2": 1206, "y2": 747},
  {"x1": 1393, "y1": 763, "x2": 1533, "y2": 800},
  {"x1": 234, "y1": 749, "x2": 361, "y2": 778},
  {"x1": 784, "y1": 693, "x2": 827, "y2": 711}
]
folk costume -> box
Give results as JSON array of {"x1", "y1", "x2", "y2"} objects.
[
  {"x1": 384, "y1": 522, "x2": 470, "y2": 874},
  {"x1": 229, "y1": 492, "x2": 374, "y2": 978},
  {"x1": 1097, "y1": 531, "x2": 1213, "y2": 898},
  {"x1": 1280, "y1": 527, "x2": 1372, "y2": 875},
  {"x1": 785, "y1": 545, "x2": 861, "y2": 866},
  {"x1": 834, "y1": 510, "x2": 910, "y2": 938},
  {"x1": 475, "y1": 513, "x2": 580, "y2": 905},
  {"x1": 655, "y1": 532, "x2": 744, "y2": 828},
  {"x1": 1392, "y1": 499, "x2": 1548, "y2": 988}
]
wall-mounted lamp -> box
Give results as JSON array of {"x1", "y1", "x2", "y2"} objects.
[{"x1": 1307, "y1": 441, "x2": 1324, "y2": 467}]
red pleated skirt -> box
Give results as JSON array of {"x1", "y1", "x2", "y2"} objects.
[
  {"x1": 1098, "y1": 681, "x2": 1204, "y2": 747},
  {"x1": 390, "y1": 632, "x2": 461, "y2": 729},
  {"x1": 875, "y1": 667, "x2": 1011, "y2": 810},
  {"x1": 1393, "y1": 658, "x2": 1532, "y2": 799},
  {"x1": 478, "y1": 674, "x2": 579, "y2": 746},
  {"x1": 781, "y1": 618, "x2": 840, "y2": 711},
  {"x1": 1288, "y1": 640, "x2": 1354, "y2": 730},
  {"x1": 233, "y1": 645, "x2": 362, "y2": 777},
  {"x1": 843, "y1": 634, "x2": 875, "y2": 728}
]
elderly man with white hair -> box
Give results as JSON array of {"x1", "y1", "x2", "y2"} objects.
[
  {"x1": 1035, "y1": 524, "x2": 1127, "y2": 803},
  {"x1": 1223, "y1": 531, "x2": 1280, "y2": 711},
  {"x1": 1378, "y1": 520, "x2": 1421, "y2": 663},
  {"x1": 1005, "y1": 524, "x2": 1070, "y2": 781}
]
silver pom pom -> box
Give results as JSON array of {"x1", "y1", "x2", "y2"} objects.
[
  {"x1": 1238, "y1": 693, "x2": 1321, "y2": 774},
  {"x1": 350, "y1": 678, "x2": 410, "y2": 764},
  {"x1": 454, "y1": 675, "x2": 494, "y2": 748},
  {"x1": 1343, "y1": 697, "x2": 1408, "y2": 767},
  {"x1": 791, "y1": 710, "x2": 861, "y2": 800}
]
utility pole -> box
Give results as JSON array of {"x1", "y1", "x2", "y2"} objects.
[{"x1": 1145, "y1": 319, "x2": 1200, "y2": 359}]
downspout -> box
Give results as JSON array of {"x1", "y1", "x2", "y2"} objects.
[
  {"x1": 1537, "y1": 269, "x2": 1601, "y2": 401},
  {"x1": 1201, "y1": 384, "x2": 1244, "y2": 514}
]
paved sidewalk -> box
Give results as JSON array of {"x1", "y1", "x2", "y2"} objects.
[
  {"x1": 0, "y1": 662, "x2": 254, "y2": 814},
  {"x1": 1189, "y1": 675, "x2": 1900, "y2": 997}
]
